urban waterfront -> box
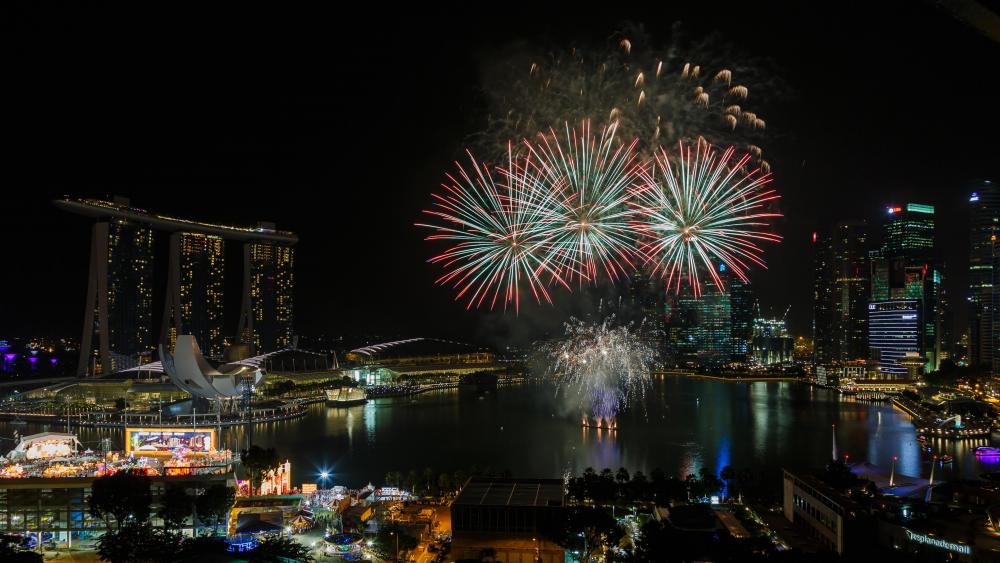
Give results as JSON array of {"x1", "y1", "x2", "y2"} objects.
[{"x1": 4, "y1": 377, "x2": 997, "y2": 487}]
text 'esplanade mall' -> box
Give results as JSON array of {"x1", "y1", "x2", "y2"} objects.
[{"x1": 55, "y1": 196, "x2": 297, "y2": 376}]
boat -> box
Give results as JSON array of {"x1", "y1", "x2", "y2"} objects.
[
  {"x1": 940, "y1": 454, "x2": 954, "y2": 464},
  {"x1": 976, "y1": 446, "x2": 1000, "y2": 457},
  {"x1": 325, "y1": 387, "x2": 367, "y2": 407}
]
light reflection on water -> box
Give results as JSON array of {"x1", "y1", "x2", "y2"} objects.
[{"x1": 1, "y1": 378, "x2": 996, "y2": 487}]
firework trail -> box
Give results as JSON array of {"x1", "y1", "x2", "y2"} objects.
[
  {"x1": 524, "y1": 120, "x2": 644, "y2": 284},
  {"x1": 631, "y1": 138, "x2": 782, "y2": 297},
  {"x1": 547, "y1": 316, "x2": 655, "y2": 429},
  {"x1": 474, "y1": 25, "x2": 775, "y2": 166},
  {"x1": 417, "y1": 147, "x2": 570, "y2": 312}
]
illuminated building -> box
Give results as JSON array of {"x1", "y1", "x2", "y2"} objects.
[
  {"x1": 343, "y1": 338, "x2": 501, "y2": 384},
  {"x1": 163, "y1": 233, "x2": 226, "y2": 357},
  {"x1": 868, "y1": 300, "x2": 921, "y2": 378},
  {"x1": 812, "y1": 230, "x2": 836, "y2": 365},
  {"x1": 878, "y1": 203, "x2": 949, "y2": 372},
  {"x1": 670, "y1": 271, "x2": 732, "y2": 367},
  {"x1": 869, "y1": 250, "x2": 889, "y2": 301},
  {"x1": 628, "y1": 270, "x2": 666, "y2": 355},
  {"x1": 883, "y1": 203, "x2": 935, "y2": 255},
  {"x1": 752, "y1": 317, "x2": 794, "y2": 365},
  {"x1": 813, "y1": 222, "x2": 869, "y2": 365},
  {"x1": 239, "y1": 239, "x2": 295, "y2": 354},
  {"x1": 968, "y1": 181, "x2": 1000, "y2": 371},
  {"x1": 76, "y1": 197, "x2": 155, "y2": 375},
  {"x1": 730, "y1": 278, "x2": 754, "y2": 362},
  {"x1": 56, "y1": 197, "x2": 298, "y2": 374}
]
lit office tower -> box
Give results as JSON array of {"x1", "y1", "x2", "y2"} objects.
[
  {"x1": 868, "y1": 300, "x2": 921, "y2": 377},
  {"x1": 812, "y1": 230, "x2": 836, "y2": 365},
  {"x1": 811, "y1": 222, "x2": 869, "y2": 365},
  {"x1": 670, "y1": 269, "x2": 732, "y2": 367},
  {"x1": 162, "y1": 233, "x2": 225, "y2": 357},
  {"x1": 969, "y1": 181, "x2": 1000, "y2": 370},
  {"x1": 628, "y1": 270, "x2": 666, "y2": 355},
  {"x1": 869, "y1": 250, "x2": 889, "y2": 301},
  {"x1": 730, "y1": 277, "x2": 754, "y2": 362},
  {"x1": 80, "y1": 211, "x2": 155, "y2": 375},
  {"x1": 878, "y1": 202, "x2": 947, "y2": 372},
  {"x1": 832, "y1": 221, "x2": 870, "y2": 362},
  {"x1": 240, "y1": 241, "x2": 295, "y2": 353},
  {"x1": 883, "y1": 203, "x2": 935, "y2": 255}
]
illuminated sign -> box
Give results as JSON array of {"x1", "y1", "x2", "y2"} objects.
[
  {"x1": 904, "y1": 529, "x2": 971, "y2": 555},
  {"x1": 970, "y1": 193, "x2": 980, "y2": 202},
  {"x1": 125, "y1": 428, "x2": 216, "y2": 456},
  {"x1": 302, "y1": 483, "x2": 317, "y2": 494},
  {"x1": 887, "y1": 206, "x2": 902, "y2": 214},
  {"x1": 906, "y1": 203, "x2": 934, "y2": 214}
]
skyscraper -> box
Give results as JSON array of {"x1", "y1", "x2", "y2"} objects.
[
  {"x1": 812, "y1": 230, "x2": 836, "y2": 365},
  {"x1": 969, "y1": 181, "x2": 1000, "y2": 371},
  {"x1": 79, "y1": 206, "x2": 155, "y2": 375},
  {"x1": 812, "y1": 222, "x2": 869, "y2": 365},
  {"x1": 832, "y1": 221, "x2": 870, "y2": 362},
  {"x1": 240, "y1": 239, "x2": 295, "y2": 353},
  {"x1": 162, "y1": 232, "x2": 226, "y2": 357},
  {"x1": 57, "y1": 197, "x2": 298, "y2": 374},
  {"x1": 868, "y1": 300, "x2": 921, "y2": 377},
  {"x1": 730, "y1": 277, "x2": 754, "y2": 362},
  {"x1": 879, "y1": 202, "x2": 947, "y2": 372},
  {"x1": 668, "y1": 270, "x2": 732, "y2": 368},
  {"x1": 882, "y1": 203, "x2": 935, "y2": 255}
]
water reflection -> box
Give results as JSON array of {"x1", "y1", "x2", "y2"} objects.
[{"x1": 3, "y1": 379, "x2": 998, "y2": 487}]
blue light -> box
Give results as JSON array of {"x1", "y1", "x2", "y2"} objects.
[
  {"x1": 718, "y1": 263, "x2": 726, "y2": 272},
  {"x1": 971, "y1": 193, "x2": 980, "y2": 202}
]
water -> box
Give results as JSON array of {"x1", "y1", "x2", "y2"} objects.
[{"x1": 2, "y1": 377, "x2": 997, "y2": 487}]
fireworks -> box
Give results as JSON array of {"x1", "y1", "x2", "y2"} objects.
[
  {"x1": 420, "y1": 134, "x2": 781, "y2": 310},
  {"x1": 630, "y1": 138, "x2": 782, "y2": 297},
  {"x1": 525, "y1": 121, "x2": 643, "y2": 283},
  {"x1": 474, "y1": 28, "x2": 775, "y2": 166},
  {"x1": 416, "y1": 148, "x2": 569, "y2": 312},
  {"x1": 547, "y1": 316, "x2": 655, "y2": 428}
]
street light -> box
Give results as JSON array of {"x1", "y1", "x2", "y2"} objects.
[{"x1": 390, "y1": 531, "x2": 399, "y2": 562}]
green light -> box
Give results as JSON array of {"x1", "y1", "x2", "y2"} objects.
[{"x1": 906, "y1": 203, "x2": 935, "y2": 214}]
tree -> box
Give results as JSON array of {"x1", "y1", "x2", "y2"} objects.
[
  {"x1": 89, "y1": 470, "x2": 152, "y2": 530},
  {"x1": 96, "y1": 521, "x2": 178, "y2": 563},
  {"x1": 158, "y1": 485, "x2": 192, "y2": 530},
  {"x1": 0, "y1": 534, "x2": 43, "y2": 563},
  {"x1": 248, "y1": 534, "x2": 314, "y2": 562},
  {"x1": 195, "y1": 484, "x2": 236, "y2": 536},
  {"x1": 241, "y1": 446, "x2": 280, "y2": 493},
  {"x1": 174, "y1": 536, "x2": 229, "y2": 562}
]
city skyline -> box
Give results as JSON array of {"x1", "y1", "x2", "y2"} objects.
[{"x1": 5, "y1": 4, "x2": 997, "y2": 348}]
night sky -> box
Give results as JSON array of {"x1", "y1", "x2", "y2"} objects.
[{"x1": 5, "y1": 3, "x2": 997, "y2": 349}]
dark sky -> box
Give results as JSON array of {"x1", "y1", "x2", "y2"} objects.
[{"x1": 4, "y1": 2, "x2": 998, "y2": 348}]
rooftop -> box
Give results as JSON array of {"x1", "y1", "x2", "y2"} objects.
[
  {"x1": 454, "y1": 477, "x2": 564, "y2": 508},
  {"x1": 54, "y1": 197, "x2": 298, "y2": 244}
]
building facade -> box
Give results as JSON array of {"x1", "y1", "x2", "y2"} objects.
[
  {"x1": 57, "y1": 197, "x2": 298, "y2": 374},
  {"x1": 79, "y1": 201, "x2": 156, "y2": 375},
  {"x1": 868, "y1": 300, "x2": 921, "y2": 377},
  {"x1": 240, "y1": 241, "x2": 295, "y2": 353},
  {"x1": 163, "y1": 232, "x2": 226, "y2": 357},
  {"x1": 969, "y1": 182, "x2": 1000, "y2": 371}
]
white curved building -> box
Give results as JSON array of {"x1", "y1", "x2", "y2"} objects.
[{"x1": 160, "y1": 335, "x2": 264, "y2": 400}]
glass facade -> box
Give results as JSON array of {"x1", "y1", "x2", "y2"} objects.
[
  {"x1": 868, "y1": 300, "x2": 920, "y2": 377},
  {"x1": 883, "y1": 203, "x2": 934, "y2": 255},
  {"x1": 969, "y1": 182, "x2": 1000, "y2": 371}
]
